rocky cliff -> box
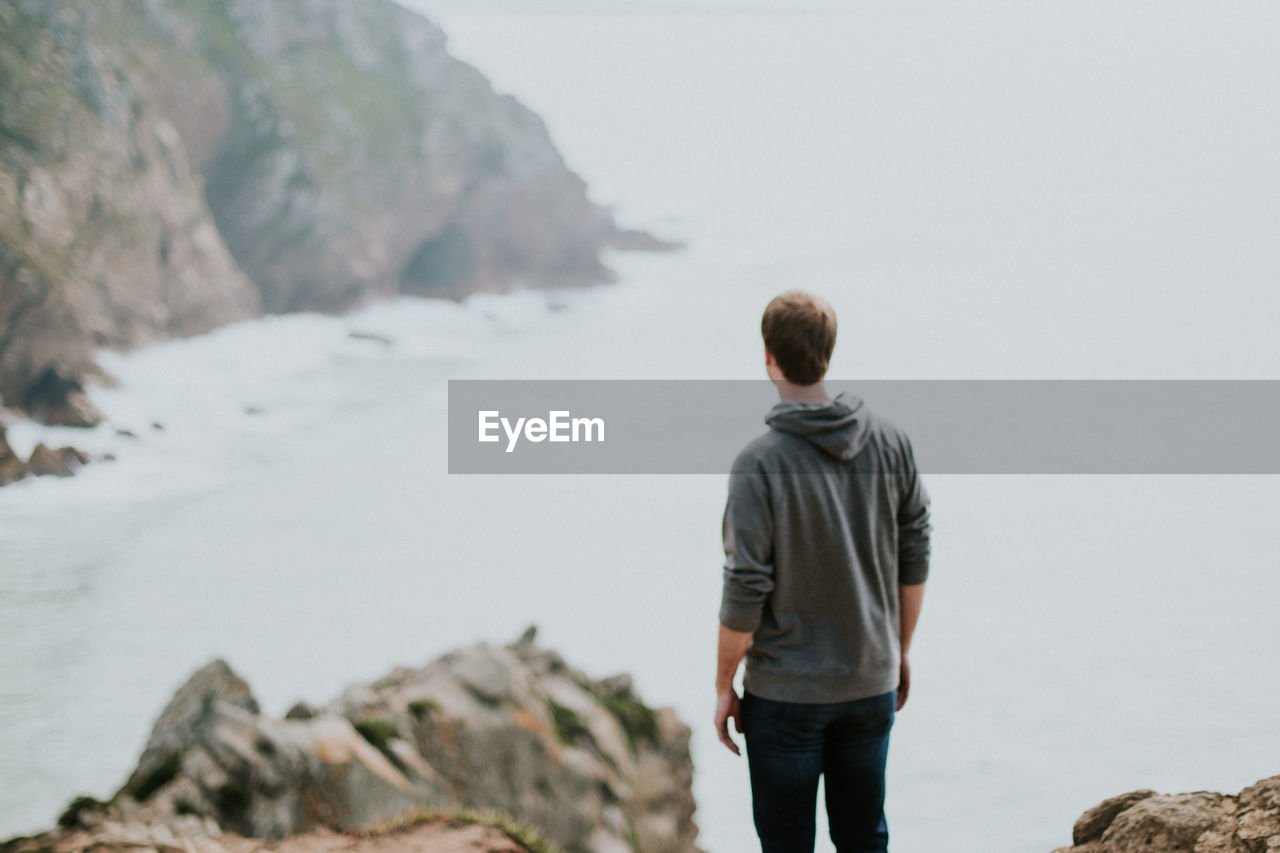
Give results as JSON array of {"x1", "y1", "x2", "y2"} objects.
[
  {"x1": 4, "y1": 811, "x2": 565, "y2": 853},
  {"x1": 1, "y1": 633, "x2": 699, "y2": 853},
  {"x1": 1053, "y1": 776, "x2": 1280, "y2": 852},
  {"x1": 0, "y1": 0, "x2": 660, "y2": 425}
]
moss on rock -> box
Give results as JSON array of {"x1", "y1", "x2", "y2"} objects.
[
  {"x1": 55, "y1": 795, "x2": 110, "y2": 829},
  {"x1": 591, "y1": 689, "x2": 660, "y2": 755},
  {"x1": 352, "y1": 717, "x2": 400, "y2": 753},
  {"x1": 127, "y1": 749, "x2": 184, "y2": 802},
  {"x1": 545, "y1": 699, "x2": 592, "y2": 747}
]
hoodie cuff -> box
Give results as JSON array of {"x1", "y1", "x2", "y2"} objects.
[
  {"x1": 899, "y1": 559, "x2": 929, "y2": 586},
  {"x1": 719, "y1": 600, "x2": 762, "y2": 634}
]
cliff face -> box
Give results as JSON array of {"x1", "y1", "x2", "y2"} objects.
[
  {"x1": 0, "y1": 0, "x2": 260, "y2": 408},
  {"x1": 1052, "y1": 777, "x2": 1280, "y2": 853},
  {"x1": 172, "y1": 0, "x2": 623, "y2": 311},
  {"x1": 5, "y1": 635, "x2": 699, "y2": 853},
  {"x1": 0, "y1": 0, "x2": 639, "y2": 416}
]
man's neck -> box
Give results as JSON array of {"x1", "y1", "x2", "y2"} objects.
[{"x1": 775, "y1": 380, "x2": 832, "y2": 404}]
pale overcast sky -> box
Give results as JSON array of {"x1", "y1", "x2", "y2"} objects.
[{"x1": 394, "y1": 0, "x2": 840, "y2": 18}]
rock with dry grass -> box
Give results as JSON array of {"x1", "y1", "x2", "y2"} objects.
[
  {"x1": 1052, "y1": 776, "x2": 1280, "y2": 852},
  {"x1": 3, "y1": 631, "x2": 698, "y2": 853}
]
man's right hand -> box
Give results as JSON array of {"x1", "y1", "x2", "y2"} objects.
[
  {"x1": 714, "y1": 688, "x2": 743, "y2": 755},
  {"x1": 896, "y1": 654, "x2": 911, "y2": 711},
  {"x1": 897, "y1": 582, "x2": 925, "y2": 712}
]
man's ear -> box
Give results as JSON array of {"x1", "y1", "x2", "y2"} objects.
[{"x1": 764, "y1": 348, "x2": 785, "y2": 384}]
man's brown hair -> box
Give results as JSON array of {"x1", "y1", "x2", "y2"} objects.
[{"x1": 761, "y1": 291, "x2": 837, "y2": 386}]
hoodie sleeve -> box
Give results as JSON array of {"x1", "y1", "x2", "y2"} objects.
[
  {"x1": 720, "y1": 457, "x2": 775, "y2": 633},
  {"x1": 896, "y1": 435, "x2": 932, "y2": 585}
]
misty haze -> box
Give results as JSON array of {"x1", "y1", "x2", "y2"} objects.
[{"x1": 3, "y1": 1, "x2": 1279, "y2": 852}]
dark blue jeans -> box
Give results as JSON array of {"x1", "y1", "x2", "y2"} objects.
[{"x1": 741, "y1": 689, "x2": 896, "y2": 853}]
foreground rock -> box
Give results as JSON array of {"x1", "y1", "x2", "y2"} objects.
[
  {"x1": 6, "y1": 633, "x2": 699, "y2": 853},
  {"x1": 1053, "y1": 776, "x2": 1280, "y2": 852},
  {"x1": 0, "y1": 426, "x2": 25, "y2": 485},
  {"x1": 2, "y1": 809, "x2": 553, "y2": 853},
  {"x1": 0, "y1": 0, "x2": 672, "y2": 426}
]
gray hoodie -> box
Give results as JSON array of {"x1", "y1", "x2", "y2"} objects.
[{"x1": 720, "y1": 393, "x2": 932, "y2": 704}]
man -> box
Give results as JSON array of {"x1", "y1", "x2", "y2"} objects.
[{"x1": 714, "y1": 291, "x2": 931, "y2": 853}]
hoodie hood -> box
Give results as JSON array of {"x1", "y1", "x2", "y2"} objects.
[{"x1": 765, "y1": 393, "x2": 870, "y2": 461}]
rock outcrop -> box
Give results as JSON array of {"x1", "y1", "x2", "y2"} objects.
[
  {"x1": 0, "y1": 0, "x2": 666, "y2": 423},
  {"x1": 25, "y1": 442, "x2": 89, "y2": 477},
  {"x1": 0, "y1": 421, "x2": 93, "y2": 485},
  {"x1": 2, "y1": 809, "x2": 558, "y2": 853},
  {"x1": 0, "y1": 425, "x2": 27, "y2": 485},
  {"x1": 0, "y1": 0, "x2": 261, "y2": 409},
  {"x1": 5, "y1": 633, "x2": 699, "y2": 853},
  {"x1": 19, "y1": 365, "x2": 105, "y2": 428},
  {"x1": 1053, "y1": 777, "x2": 1280, "y2": 852}
]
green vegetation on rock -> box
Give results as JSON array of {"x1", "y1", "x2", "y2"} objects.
[
  {"x1": 167, "y1": 0, "x2": 264, "y2": 79},
  {"x1": 545, "y1": 698, "x2": 592, "y2": 747},
  {"x1": 214, "y1": 777, "x2": 250, "y2": 820},
  {"x1": 56, "y1": 795, "x2": 109, "y2": 829},
  {"x1": 128, "y1": 750, "x2": 184, "y2": 802},
  {"x1": 408, "y1": 697, "x2": 441, "y2": 719},
  {"x1": 352, "y1": 717, "x2": 400, "y2": 752},
  {"x1": 590, "y1": 689, "x2": 660, "y2": 755},
  {"x1": 262, "y1": 42, "x2": 423, "y2": 180},
  {"x1": 370, "y1": 805, "x2": 567, "y2": 853},
  {"x1": 0, "y1": 6, "x2": 81, "y2": 162}
]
